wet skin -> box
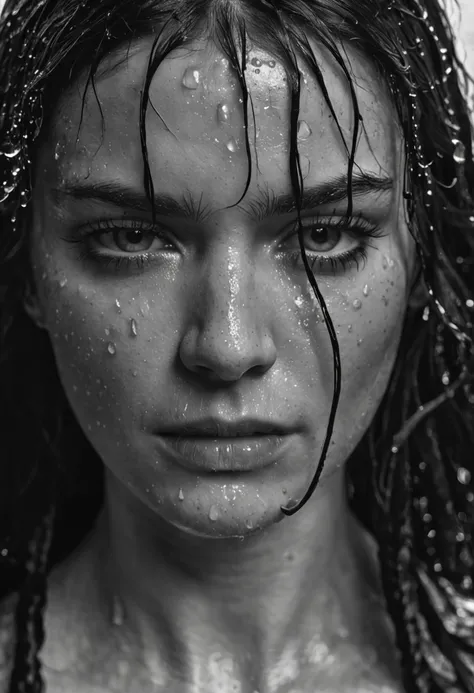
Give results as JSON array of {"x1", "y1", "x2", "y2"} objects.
[{"x1": 27, "y1": 37, "x2": 412, "y2": 693}]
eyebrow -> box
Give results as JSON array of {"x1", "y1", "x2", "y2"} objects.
[{"x1": 51, "y1": 171, "x2": 393, "y2": 223}]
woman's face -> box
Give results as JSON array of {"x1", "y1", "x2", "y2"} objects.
[{"x1": 30, "y1": 37, "x2": 415, "y2": 537}]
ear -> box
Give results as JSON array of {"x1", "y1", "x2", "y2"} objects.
[{"x1": 23, "y1": 279, "x2": 47, "y2": 330}]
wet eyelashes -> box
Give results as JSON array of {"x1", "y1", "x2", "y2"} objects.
[{"x1": 63, "y1": 214, "x2": 385, "y2": 275}]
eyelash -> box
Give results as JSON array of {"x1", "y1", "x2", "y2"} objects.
[{"x1": 65, "y1": 215, "x2": 385, "y2": 275}]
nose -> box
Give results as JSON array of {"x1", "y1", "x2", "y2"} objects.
[{"x1": 179, "y1": 245, "x2": 277, "y2": 382}]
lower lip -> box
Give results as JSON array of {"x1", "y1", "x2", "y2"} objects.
[{"x1": 155, "y1": 434, "x2": 293, "y2": 472}]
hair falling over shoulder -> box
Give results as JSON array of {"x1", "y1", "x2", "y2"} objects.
[{"x1": 0, "y1": 0, "x2": 473, "y2": 691}]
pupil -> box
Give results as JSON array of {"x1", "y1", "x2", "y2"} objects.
[{"x1": 126, "y1": 229, "x2": 143, "y2": 245}]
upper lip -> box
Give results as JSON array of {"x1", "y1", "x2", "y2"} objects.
[{"x1": 159, "y1": 418, "x2": 294, "y2": 437}]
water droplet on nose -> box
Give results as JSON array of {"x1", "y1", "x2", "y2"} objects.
[
  {"x1": 178, "y1": 488, "x2": 185, "y2": 501},
  {"x1": 452, "y1": 138, "x2": 466, "y2": 164},
  {"x1": 59, "y1": 278, "x2": 67, "y2": 288},
  {"x1": 209, "y1": 505, "x2": 219, "y2": 521},
  {"x1": 297, "y1": 120, "x2": 312, "y2": 140},
  {"x1": 363, "y1": 284, "x2": 370, "y2": 297},
  {"x1": 130, "y1": 318, "x2": 138, "y2": 337},
  {"x1": 182, "y1": 67, "x2": 201, "y2": 89},
  {"x1": 352, "y1": 299, "x2": 362, "y2": 311},
  {"x1": 107, "y1": 342, "x2": 117, "y2": 355},
  {"x1": 217, "y1": 103, "x2": 231, "y2": 123},
  {"x1": 115, "y1": 299, "x2": 122, "y2": 313},
  {"x1": 226, "y1": 137, "x2": 238, "y2": 152}
]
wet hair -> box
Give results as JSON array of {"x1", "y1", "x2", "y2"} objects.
[{"x1": 0, "y1": 0, "x2": 474, "y2": 690}]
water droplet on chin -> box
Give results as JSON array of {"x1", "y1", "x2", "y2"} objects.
[
  {"x1": 107, "y1": 342, "x2": 116, "y2": 355},
  {"x1": 209, "y1": 505, "x2": 219, "y2": 521},
  {"x1": 178, "y1": 488, "x2": 185, "y2": 501},
  {"x1": 182, "y1": 67, "x2": 201, "y2": 89},
  {"x1": 352, "y1": 299, "x2": 362, "y2": 311},
  {"x1": 130, "y1": 318, "x2": 138, "y2": 337},
  {"x1": 217, "y1": 103, "x2": 231, "y2": 123},
  {"x1": 297, "y1": 120, "x2": 312, "y2": 140},
  {"x1": 226, "y1": 137, "x2": 238, "y2": 153}
]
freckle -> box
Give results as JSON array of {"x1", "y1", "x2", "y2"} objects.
[
  {"x1": 226, "y1": 137, "x2": 238, "y2": 152},
  {"x1": 363, "y1": 284, "x2": 370, "y2": 297},
  {"x1": 352, "y1": 299, "x2": 362, "y2": 311},
  {"x1": 107, "y1": 342, "x2": 116, "y2": 355},
  {"x1": 182, "y1": 67, "x2": 201, "y2": 89},
  {"x1": 130, "y1": 318, "x2": 138, "y2": 337}
]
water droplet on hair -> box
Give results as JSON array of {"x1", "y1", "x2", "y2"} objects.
[
  {"x1": 209, "y1": 505, "x2": 219, "y2": 521},
  {"x1": 2, "y1": 141, "x2": 21, "y2": 158},
  {"x1": 297, "y1": 120, "x2": 312, "y2": 140},
  {"x1": 352, "y1": 299, "x2": 362, "y2": 311},
  {"x1": 217, "y1": 103, "x2": 231, "y2": 123},
  {"x1": 182, "y1": 67, "x2": 201, "y2": 89},
  {"x1": 457, "y1": 467, "x2": 471, "y2": 485},
  {"x1": 226, "y1": 138, "x2": 238, "y2": 153},
  {"x1": 115, "y1": 299, "x2": 122, "y2": 313},
  {"x1": 363, "y1": 284, "x2": 370, "y2": 297},
  {"x1": 130, "y1": 318, "x2": 138, "y2": 337},
  {"x1": 178, "y1": 488, "x2": 185, "y2": 501},
  {"x1": 452, "y1": 139, "x2": 466, "y2": 164},
  {"x1": 107, "y1": 342, "x2": 116, "y2": 355}
]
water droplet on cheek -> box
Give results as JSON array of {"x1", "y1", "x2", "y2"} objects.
[
  {"x1": 130, "y1": 318, "x2": 138, "y2": 337},
  {"x1": 217, "y1": 103, "x2": 231, "y2": 123},
  {"x1": 115, "y1": 299, "x2": 122, "y2": 314},
  {"x1": 297, "y1": 120, "x2": 312, "y2": 140},
  {"x1": 226, "y1": 137, "x2": 238, "y2": 153},
  {"x1": 107, "y1": 342, "x2": 116, "y2": 355},
  {"x1": 209, "y1": 505, "x2": 219, "y2": 521},
  {"x1": 352, "y1": 299, "x2": 362, "y2": 311},
  {"x1": 182, "y1": 67, "x2": 201, "y2": 89},
  {"x1": 363, "y1": 284, "x2": 370, "y2": 297}
]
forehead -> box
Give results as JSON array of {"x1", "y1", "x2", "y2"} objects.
[{"x1": 48, "y1": 36, "x2": 399, "y2": 201}]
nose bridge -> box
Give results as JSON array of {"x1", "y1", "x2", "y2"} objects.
[{"x1": 180, "y1": 238, "x2": 277, "y2": 380}]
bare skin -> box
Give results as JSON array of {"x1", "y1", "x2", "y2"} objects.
[{"x1": 12, "y1": 36, "x2": 416, "y2": 693}]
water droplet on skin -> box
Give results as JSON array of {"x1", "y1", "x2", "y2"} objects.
[
  {"x1": 209, "y1": 505, "x2": 219, "y2": 521},
  {"x1": 115, "y1": 298, "x2": 122, "y2": 314},
  {"x1": 348, "y1": 324, "x2": 353, "y2": 333},
  {"x1": 130, "y1": 318, "x2": 138, "y2": 337},
  {"x1": 457, "y1": 467, "x2": 471, "y2": 485},
  {"x1": 226, "y1": 137, "x2": 238, "y2": 153},
  {"x1": 268, "y1": 60, "x2": 276, "y2": 68},
  {"x1": 245, "y1": 519, "x2": 254, "y2": 529},
  {"x1": 297, "y1": 120, "x2": 312, "y2": 140},
  {"x1": 105, "y1": 328, "x2": 110, "y2": 336},
  {"x1": 250, "y1": 57, "x2": 262, "y2": 67},
  {"x1": 182, "y1": 67, "x2": 201, "y2": 89},
  {"x1": 294, "y1": 295, "x2": 304, "y2": 308},
  {"x1": 111, "y1": 595, "x2": 125, "y2": 626},
  {"x1": 217, "y1": 103, "x2": 231, "y2": 123},
  {"x1": 3, "y1": 141, "x2": 21, "y2": 158},
  {"x1": 54, "y1": 142, "x2": 61, "y2": 161},
  {"x1": 363, "y1": 284, "x2": 370, "y2": 297},
  {"x1": 352, "y1": 299, "x2": 362, "y2": 311},
  {"x1": 59, "y1": 277, "x2": 67, "y2": 288},
  {"x1": 178, "y1": 488, "x2": 185, "y2": 501},
  {"x1": 357, "y1": 338, "x2": 363, "y2": 346},
  {"x1": 107, "y1": 342, "x2": 116, "y2": 355}
]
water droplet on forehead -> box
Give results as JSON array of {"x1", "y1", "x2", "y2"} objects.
[
  {"x1": 217, "y1": 103, "x2": 231, "y2": 123},
  {"x1": 297, "y1": 120, "x2": 312, "y2": 140},
  {"x1": 182, "y1": 67, "x2": 201, "y2": 90},
  {"x1": 209, "y1": 505, "x2": 219, "y2": 521},
  {"x1": 107, "y1": 342, "x2": 116, "y2": 355},
  {"x1": 226, "y1": 137, "x2": 238, "y2": 153},
  {"x1": 130, "y1": 318, "x2": 138, "y2": 337}
]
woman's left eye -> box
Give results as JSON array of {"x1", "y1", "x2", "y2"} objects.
[{"x1": 87, "y1": 219, "x2": 172, "y2": 254}]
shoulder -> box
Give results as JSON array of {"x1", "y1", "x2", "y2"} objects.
[{"x1": 0, "y1": 592, "x2": 18, "y2": 692}]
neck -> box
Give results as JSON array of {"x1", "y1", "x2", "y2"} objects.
[{"x1": 84, "y1": 468, "x2": 400, "y2": 690}]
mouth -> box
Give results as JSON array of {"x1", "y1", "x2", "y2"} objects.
[{"x1": 155, "y1": 432, "x2": 295, "y2": 473}]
